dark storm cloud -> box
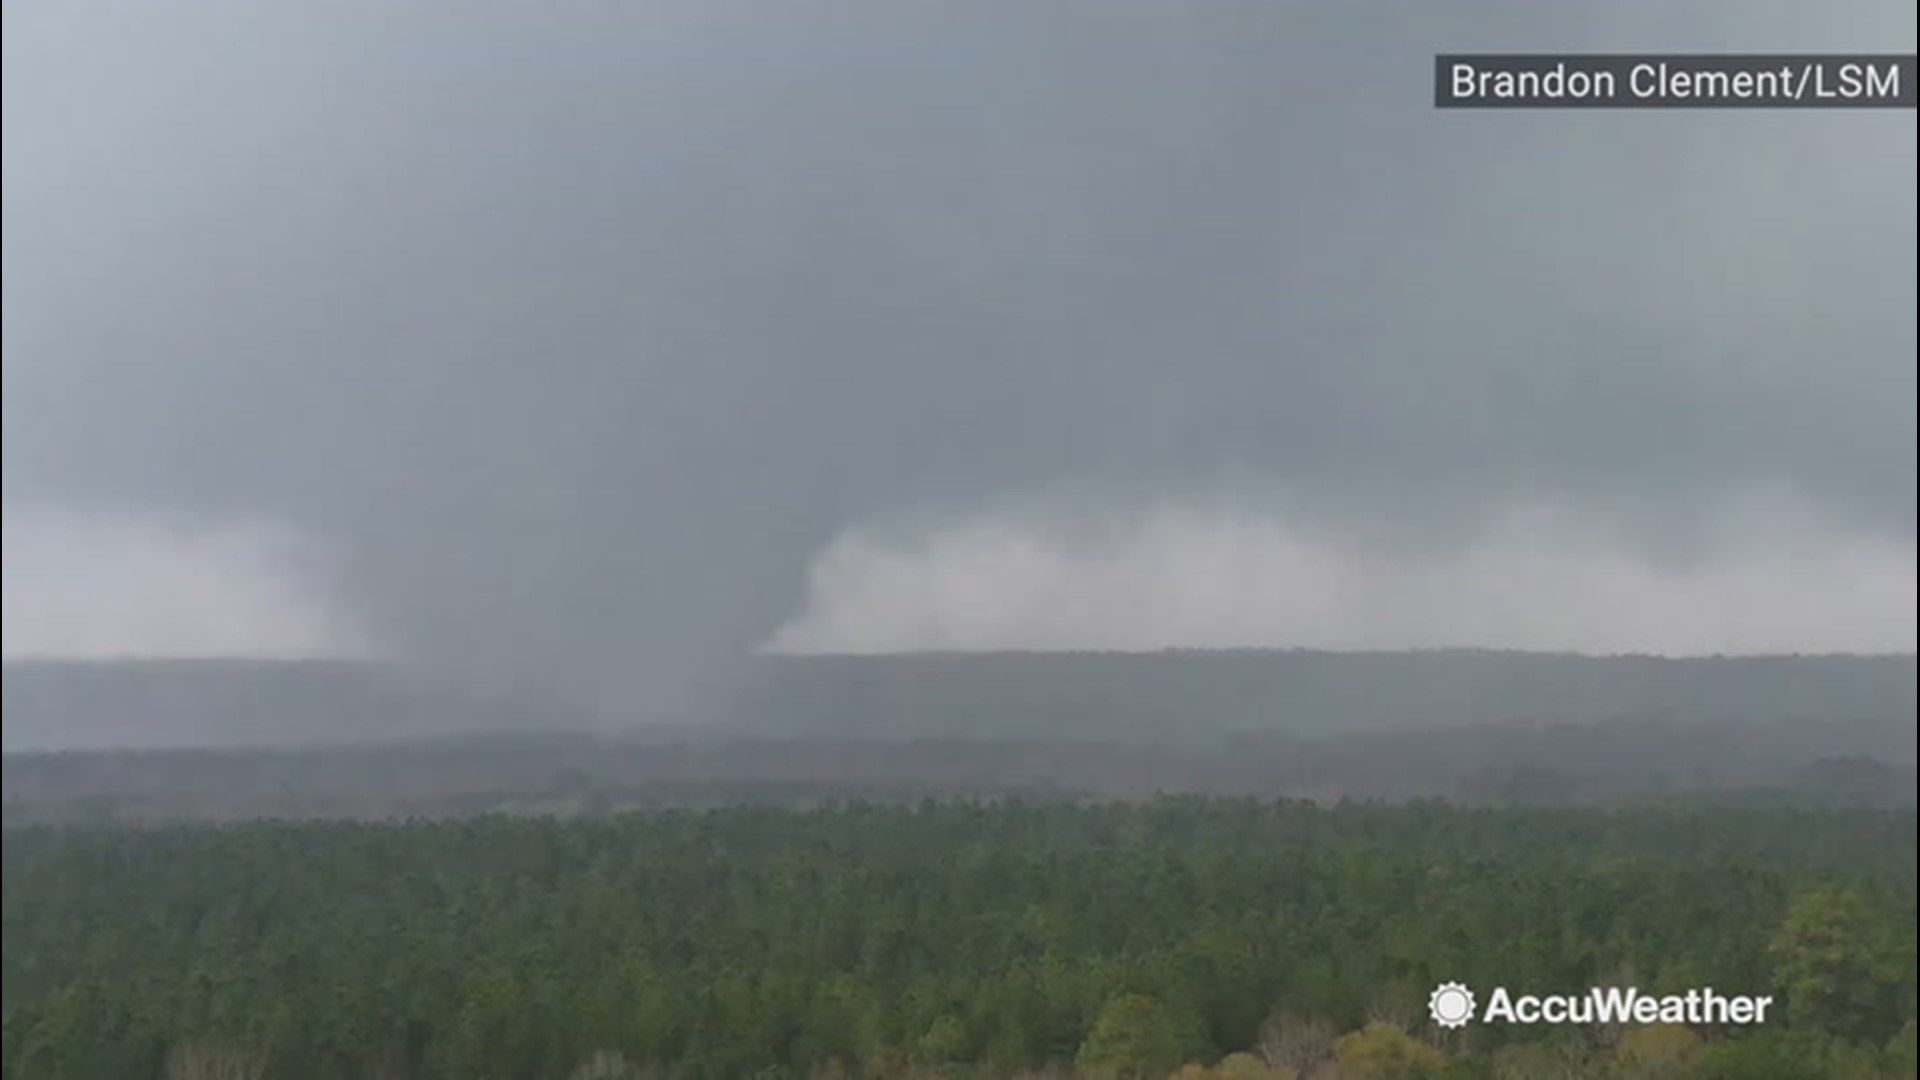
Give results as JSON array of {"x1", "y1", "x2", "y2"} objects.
[{"x1": 4, "y1": 2, "x2": 1914, "y2": 707}]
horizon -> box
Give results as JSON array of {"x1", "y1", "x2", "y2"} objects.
[{"x1": 6, "y1": 645, "x2": 1919, "y2": 667}]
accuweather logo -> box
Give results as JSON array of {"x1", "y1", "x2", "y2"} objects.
[
  {"x1": 1429, "y1": 983, "x2": 1477, "y2": 1029},
  {"x1": 1428, "y1": 982, "x2": 1774, "y2": 1027}
]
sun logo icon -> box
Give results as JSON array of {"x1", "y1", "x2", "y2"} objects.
[{"x1": 1428, "y1": 982, "x2": 1476, "y2": 1029}]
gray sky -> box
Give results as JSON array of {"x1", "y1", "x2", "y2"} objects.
[{"x1": 4, "y1": 2, "x2": 1915, "y2": 708}]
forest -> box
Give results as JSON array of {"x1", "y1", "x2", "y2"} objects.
[{"x1": 4, "y1": 798, "x2": 1915, "y2": 1079}]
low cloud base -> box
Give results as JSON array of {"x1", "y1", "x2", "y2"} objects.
[
  {"x1": 2, "y1": 507, "x2": 376, "y2": 660},
  {"x1": 767, "y1": 495, "x2": 1916, "y2": 657}
]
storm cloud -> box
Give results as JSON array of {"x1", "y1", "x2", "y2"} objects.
[{"x1": 4, "y1": 2, "x2": 1914, "y2": 711}]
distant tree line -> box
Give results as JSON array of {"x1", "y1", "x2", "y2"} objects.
[{"x1": 3, "y1": 799, "x2": 1914, "y2": 1078}]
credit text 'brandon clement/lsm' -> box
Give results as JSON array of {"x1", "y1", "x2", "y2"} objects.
[{"x1": 1446, "y1": 57, "x2": 1905, "y2": 106}]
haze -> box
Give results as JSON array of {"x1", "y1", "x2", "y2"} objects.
[{"x1": 4, "y1": 2, "x2": 1915, "y2": 712}]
